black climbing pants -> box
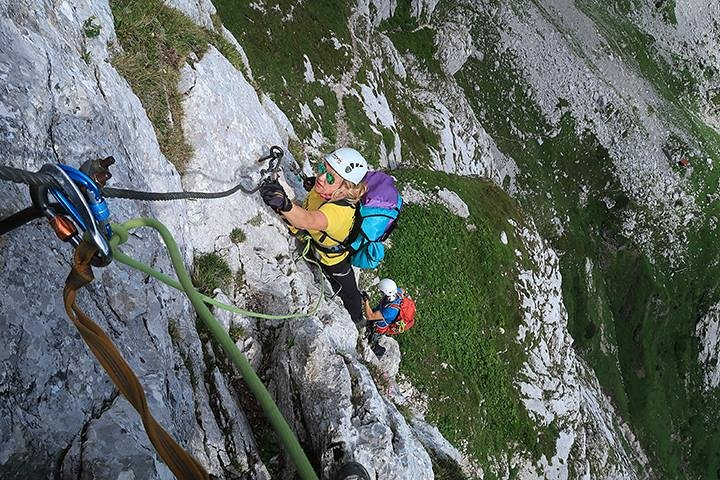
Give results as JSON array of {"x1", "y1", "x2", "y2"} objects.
[{"x1": 320, "y1": 258, "x2": 363, "y2": 327}]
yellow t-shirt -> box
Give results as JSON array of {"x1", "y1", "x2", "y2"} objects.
[{"x1": 292, "y1": 190, "x2": 355, "y2": 266}]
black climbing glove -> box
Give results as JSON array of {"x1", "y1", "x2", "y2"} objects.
[
  {"x1": 302, "y1": 175, "x2": 316, "y2": 192},
  {"x1": 360, "y1": 290, "x2": 370, "y2": 301},
  {"x1": 259, "y1": 179, "x2": 293, "y2": 213}
]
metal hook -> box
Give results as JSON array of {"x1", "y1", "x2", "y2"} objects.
[{"x1": 38, "y1": 164, "x2": 112, "y2": 266}]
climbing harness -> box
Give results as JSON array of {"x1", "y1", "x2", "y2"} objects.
[{"x1": 0, "y1": 147, "x2": 323, "y2": 480}]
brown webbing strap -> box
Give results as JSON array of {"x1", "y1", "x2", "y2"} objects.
[{"x1": 63, "y1": 241, "x2": 209, "y2": 480}]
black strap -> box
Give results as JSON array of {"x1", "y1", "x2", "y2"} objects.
[{"x1": 0, "y1": 205, "x2": 42, "y2": 236}]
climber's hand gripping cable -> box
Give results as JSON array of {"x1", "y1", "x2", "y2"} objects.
[{"x1": 0, "y1": 146, "x2": 288, "y2": 264}]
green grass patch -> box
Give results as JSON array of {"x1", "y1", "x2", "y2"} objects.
[
  {"x1": 83, "y1": 16, "x2": 101, "y2": 38},
  {"x1": 380, "y1": 169, "x2": 551, "y2": 472},
  {"x1": 192, "y1": 251, "x2": 232, "y2": 296},
  {"x1": 111, "y1": 0, "x2": 209, "y2": 170},
  {"x1": 230, "y1": 227, "x2": 246, "y2": 244},
  {"x1": 111, "y1": 0, "x2": 246, "y2": 171},
  {"x1": 247, "y1": 213, "x2": 264, "y2": 227},
  {"x1": 228, "y1": 323, "x2": 245, "y2": 341},
  {"x1": 379, "y1": 0, "x2": 442, "y2": 75},
  {"x1": 658, "y1": 0, "x2": 678, "y2": 25}
]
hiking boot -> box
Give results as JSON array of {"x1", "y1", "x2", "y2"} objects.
[
  {"x1": 367, "y1": 331, "x2": 382, "y2": 344},
  {"x1": 371, "y1": 342, "x2": 386, "y2": 358},
  {"x1": 333, "y1": 461, "x2": 370, "y2": 480}
]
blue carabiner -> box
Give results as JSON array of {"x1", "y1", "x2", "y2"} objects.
[
  {"x1": 49, "y1": 187, "x2": 87, "y2": 230},
  {"x1": 56, "y1": 164, "x2": 112, "y2": 238},
  {"x1": 40, "y1": 164, "x2": 112, "y2": 265}
]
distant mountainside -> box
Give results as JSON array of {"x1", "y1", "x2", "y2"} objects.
[{"x1": 1, "y1": 0, "x2": 718, "y2": 478}]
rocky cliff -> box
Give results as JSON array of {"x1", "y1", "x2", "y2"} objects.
[
  {"x1": 0, "y1": 1, "x2": 453, "y2": 478},
  {"x1": 2, "y1": 0, "x2": 719, "y2": 479}
]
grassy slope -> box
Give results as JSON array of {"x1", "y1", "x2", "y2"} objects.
[
  {"x1": 380, "y1": 170, "x2": 551, "y2": 475},
  {"x1": 456, "y1": 3, "x2": 720, "y2": 478},
  {"x1": 111, "y1": 0, "x2": 244, "y2": 171}
]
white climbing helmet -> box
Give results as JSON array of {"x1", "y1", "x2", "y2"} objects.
[
  {"x1": 324, "y1": 147, "x2": 368, "y2": 184},
  {"x1": 378, "y1": 278, "x2": 398, "y2": 300}
]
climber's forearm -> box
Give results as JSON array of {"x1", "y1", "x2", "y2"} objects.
[
  {"x1": 282, "y1": 205, "x2": 328, "y2": 231},
  {"x1": 364, "y1": 300, "x2": 383, "y2": 321}
]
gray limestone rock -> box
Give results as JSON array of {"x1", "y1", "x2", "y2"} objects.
[
  {"x1": 0, "y1": 1, "x2": 265, "y2": 478},
  {"x1": 435, "y1": 21, "x2": 475, "y2": 76},
  {"x1": 164, "y1": 0, "x2": 217, "y2": 31},
  {"x1": 176, "y1": 39, "x2": 447, "y2": 478}
]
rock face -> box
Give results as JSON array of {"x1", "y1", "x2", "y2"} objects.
[
  {"x1": 494, "y1": 0, "x2": 697, "y2": 266},
  {"x1": 0, "y1": 1, "x2": 268, "y2": 478},
  {"x1": 632, "y1": 1, "x2": 720, "y2": 128},
  {"x1": 510, "y1": 219, "x2": 650, "y2": 479},
  {"x1": 0, "y1": 1, "x2": 457, "y2": 478},
  {"x1": 696, "y1": 303, "x2": 720, "y2": 390},
  {"x1": 435, "y1": 18, "x2": 475, "y2": 76},
  {"x1": 349, "y1": 0, "x2": 519, "y2": 185},
  {"x1": 1, "y1": 0, "x2": 708, "y2": 479},
  {"x1": 177, "y1": 41, "x2": 443, "y2": 479}
]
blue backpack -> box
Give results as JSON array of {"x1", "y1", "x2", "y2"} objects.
[
  {"x1": 315, "y1": 171, "x2": 402, "y2": 269},
  {"x1": 347, "y1": 171, "x2": 402, "y2": 268}
]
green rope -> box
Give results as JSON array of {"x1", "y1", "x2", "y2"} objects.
[
  {"x1": 109, "y1": 218, "x2": 319, "y2": 480},
  {"x1": 110, "y1": 224, "x2": 323, "y2": 320}
]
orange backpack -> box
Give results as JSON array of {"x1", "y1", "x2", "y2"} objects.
[{"x1": 386, "y1": 292, "x2": 416, "y2": 335}]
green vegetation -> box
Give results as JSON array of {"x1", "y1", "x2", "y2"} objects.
[
  {"x1": 111, "y1": 0, "x2": 209, "y2": 170},
  {"x1": 380, "y1": 170, "x2": 553, "y2": 472},
  {"x1": 192, "y1": 252, "x2": 232, "y2": 295},
  {"x1": 383, "y1": 82, "x2": 442, "y2": 167},
  {"x1": 211, "y1": 0, "x2": 442, "y2": 167},
  {"x1": 432, "y1": 455, "x2": 468, "y2": 480},
  {"x1": 377, "y1": 2, "x2": 443, "y2": 166},
  {"x1": 110, "y1": 0, "x2": 245, "y2": 171},
  {"x1": 230, "y1": 227, "x2": 246, "y2": 244},
  {"x1": 575, "y1": 1, "x2": 695, "y2": 107},
  {"x1": 212, "y1": 0, "x2": 352, "y2": 150},
  {"x1": 456, "y1": 8, "x2": 720, "y2": 478},
  {"x1": 247, "y1": 213, "x2": 264, "y2": 227},
  {"x1": 228, "y1": 323, "x2": 245, "y2": 341},
  {"x1": 80, "y1": 49, "x2": 92, "y2": 64},
  {"x1": 658, "y1": 0, "x2": 678, "y2": 25},
  {"x1": 83, "y1": 16, "x2": 101, "y2": 38},
  {"x1": 379, "y1": 2, "x2": 442, "y2": 75},
  {"x1": 342, "y1": 94, "x2": 383, "y2": 168}
]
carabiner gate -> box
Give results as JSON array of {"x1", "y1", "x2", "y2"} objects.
[{"x1": 31, "y1": 164, "x2": 113, "y2": 266}]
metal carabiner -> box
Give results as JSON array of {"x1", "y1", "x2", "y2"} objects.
[
  {"x1": 258, "y1": 145, "x2": 285, "y2": 179},
  {"x1": 37, "y1": 164, "x2": 112, "y2": 266},
  {"x1": 57, "y1": 164, "x2": 112, "y2": 239},
  {"x1": 29, "y1": 176, "x2": 82, "y2": 248}
]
